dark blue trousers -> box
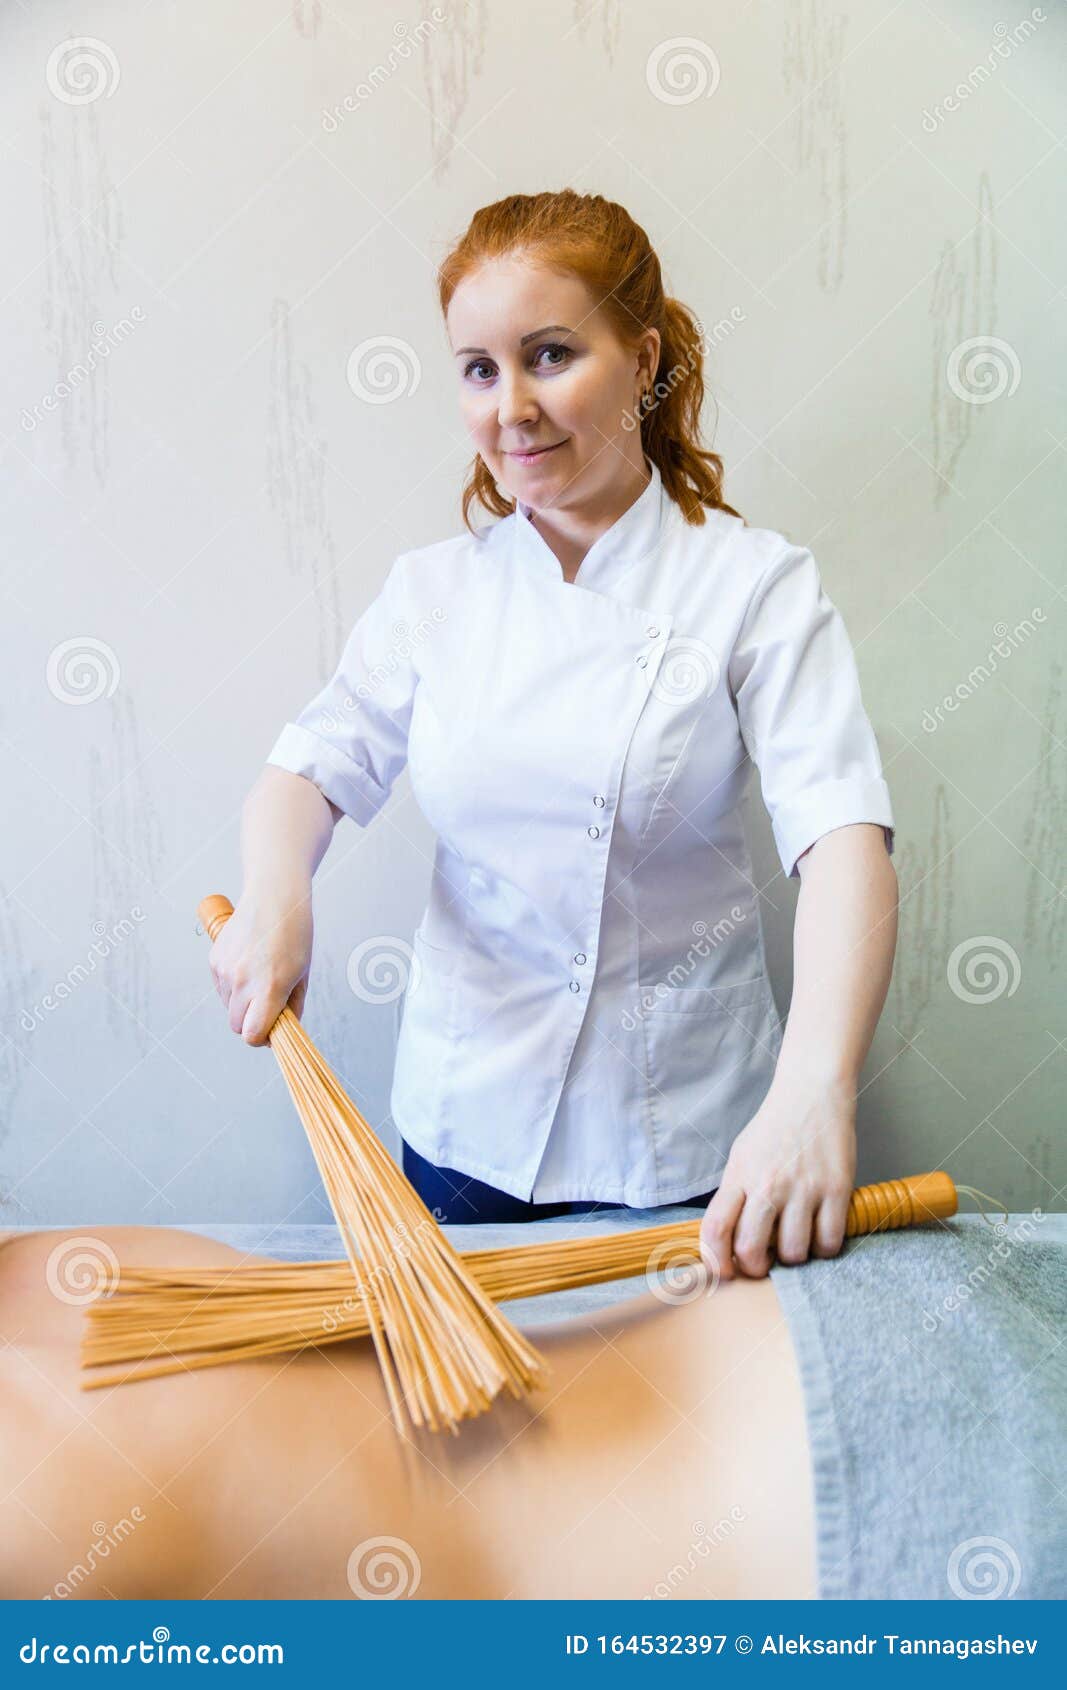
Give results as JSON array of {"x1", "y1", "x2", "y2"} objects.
[{"x1": 401, "y1": 1138, "x2": 717, "y2": 1224}]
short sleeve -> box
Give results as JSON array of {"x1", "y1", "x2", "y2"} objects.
[
  {"x1": 265, "y1": 553, "x2": 417, "y2": 827},
  {"x1": 728, "y1": 542, "x2": 895, "y2": 878}
]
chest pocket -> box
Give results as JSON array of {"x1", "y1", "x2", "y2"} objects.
[{"x1": 617, "y1": 636, "x2": 746, "y2": 845}]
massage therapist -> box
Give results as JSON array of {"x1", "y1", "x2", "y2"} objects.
[{"x1": 210, "y1": 189, "x2": 899, "y2": 1283}]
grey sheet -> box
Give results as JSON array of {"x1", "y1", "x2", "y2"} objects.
[
  {"x1": 8, "y1": 1207, "x2": 1065, "y2": 1598},
  {"x1": 770, "y1": 1210, "x2": 1067, "y2": 1600}
]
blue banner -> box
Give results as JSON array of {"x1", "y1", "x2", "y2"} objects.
[{"x1": 0, "y1": 1599, "x2": 1060, "y2": 1682}]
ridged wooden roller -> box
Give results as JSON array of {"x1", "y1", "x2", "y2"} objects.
[
  {"x1": 844, "y1": 1171, "x2": 957, "y2": 1234},
  {"x1": 198, "y1": 893, "x2": 236, "y2": 944}
]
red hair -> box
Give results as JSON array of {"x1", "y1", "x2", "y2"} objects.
[{"x1": 437, "y1": 188, "x2": 744, "y2": 535}]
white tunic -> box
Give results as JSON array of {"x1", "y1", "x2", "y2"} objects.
[{"x1": 266, "y1": 458, "x2": 895, "y2": 1205}]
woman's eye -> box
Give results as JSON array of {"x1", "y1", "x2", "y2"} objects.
[
  {"x1": 463, "y1": 358, "x2": 494, "y2": 381},
  {"x1": 536, "y1": 343, "x2": 571, "y2": 369}
]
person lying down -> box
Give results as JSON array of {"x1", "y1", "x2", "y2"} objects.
[{"x1": 0, "y1": 1213, "x2": 1063, "y2": 1601}]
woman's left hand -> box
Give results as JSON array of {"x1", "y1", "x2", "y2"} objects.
[{"x1": 698, "y1": 1075, "x2": 858, "y2": 1280}]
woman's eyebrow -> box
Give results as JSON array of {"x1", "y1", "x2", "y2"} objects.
[{"x1": 453, "y1": 324, "x2": 576, "y2": 357}]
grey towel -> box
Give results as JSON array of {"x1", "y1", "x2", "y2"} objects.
[{"x1": 770, "y1": 1212, "x2": 1067, "y2": 1599}]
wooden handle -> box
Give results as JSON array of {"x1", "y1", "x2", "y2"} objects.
[
  {"x1": 845, "y1": 1170, "x2": 957, "y2": 1234},
  {"x1": 663, "y1": 1172, "x2": 960, "y2": 1264},
  {"x1": 198, "y1": 893, "x2": 300, "y2": 1048},
  {"x1": 198, "y1": 894, "x2": 234, "y2": 943}
]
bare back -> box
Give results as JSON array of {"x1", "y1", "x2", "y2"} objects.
[{"x1": 0, "y1": 1226, "x2": 815, "y2": 1600}]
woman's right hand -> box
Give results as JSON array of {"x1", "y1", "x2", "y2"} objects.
[{"x1": 209, "y1": 885, "x2": 313, "y2": 1046}]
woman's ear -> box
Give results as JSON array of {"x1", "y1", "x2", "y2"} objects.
[{"x1": 638, "y1": 327, "x2": 660, "y2": 389}]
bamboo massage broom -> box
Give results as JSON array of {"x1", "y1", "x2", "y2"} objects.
[
  {"x1": 187, "y1": 894, "x2": 551, "y2": 1438},
  {"x1": 81, "y1": 900, "x2": 1007, "y2": 1431},
  {"x1": 80, "y1": 1159, "x2": 1009, "y2": 1407}
]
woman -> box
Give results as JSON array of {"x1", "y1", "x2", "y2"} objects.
[{"x1": 212, "y1": 190, "x2": 898, "y2": 1274}]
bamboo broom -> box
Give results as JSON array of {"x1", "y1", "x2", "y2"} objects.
[
  {"x1": 192, "y1": 894, "x2": 550, "y2": 1438},
  {"x1": 80, "y1": 1172, "x2": 1006, "y2": 1394}
]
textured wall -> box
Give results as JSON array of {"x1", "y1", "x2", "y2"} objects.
[{"x1": 2, "y1": 1, "x2": 1063, "y2": 1224}]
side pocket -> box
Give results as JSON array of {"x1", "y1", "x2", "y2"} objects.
[{"x1": 643, "y1": 974, "x2": 781, "y2": 1152}]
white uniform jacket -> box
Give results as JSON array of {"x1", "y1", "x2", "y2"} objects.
[{"x1": 266, "y1": 458, "x2": 895, "y2": 1205}]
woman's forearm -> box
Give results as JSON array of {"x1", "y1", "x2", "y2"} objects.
[
  {"x1": 699, "y1": 824, "x2": 897, "y2": 1278},
  {"x1": 770, "y1": 822, "x2": 898, "y2": 1096},
  {"x1": 240, "y1": 765, "x2": 340, "y2": 897}
]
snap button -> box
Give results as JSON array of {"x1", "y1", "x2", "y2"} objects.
[
  {"x1": 569, "y1": 979, "x2": 581, "y2": 993},
  {"x1": 647, "y1": 625, "x2": 660, "y2": 637},
  {"x1": 574, "y1": 952, "x2": 587, "y2": 965},
  {"x1": 636, "y1": 655, "x2": 647, "y2": 668},
  {"x1": 587, "y1": 825, "x2": 600, "y2": 839},
  {"x1": 592, "y1": 794, "x2": 605, "y2": 808}
]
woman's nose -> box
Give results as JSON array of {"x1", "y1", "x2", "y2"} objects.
[{"x1": 495, "y1": 370, "x2": 538, "y2": 429}]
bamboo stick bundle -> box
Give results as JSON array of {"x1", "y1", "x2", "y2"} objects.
[
  {"x1": 81, "y1": 1172, "x2": 999, "y2": 1398},
  {"x1": 191, "y1": 895, "x2": 549, "y2": 1438}
]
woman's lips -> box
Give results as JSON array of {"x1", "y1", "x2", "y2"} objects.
[{"x1": 507, "y1": 441, "x2": 565, "y2": 464}]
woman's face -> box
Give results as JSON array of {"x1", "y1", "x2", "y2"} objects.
[{"x1": 446, "y1": 257, "x2": 658, "y2": 513}]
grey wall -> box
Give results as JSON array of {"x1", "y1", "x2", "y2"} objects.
[{"x1": 2, "y1": 0, "x2": 1063, "y2": 1225}]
